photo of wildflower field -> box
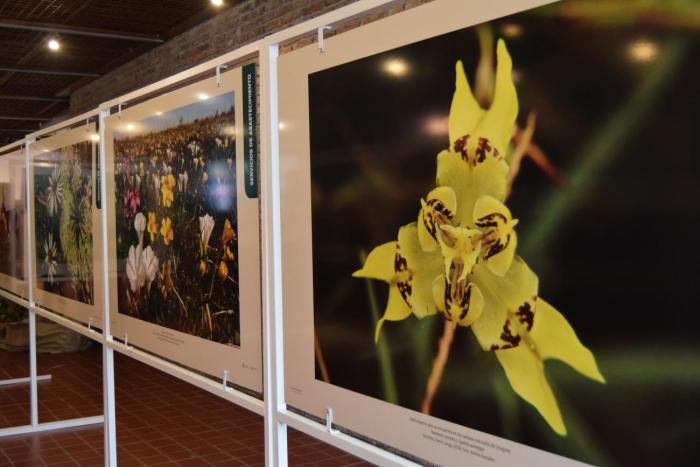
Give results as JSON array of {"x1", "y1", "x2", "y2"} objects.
[
  {"x1": 113, "y1": 92, "x2": 240, "y2": 346},
  {"x1": 33, "y1": 142, "x2": 94, "y2": 305},
  {"x1": 308, "y1": 1, "x2": 699, "y2": 465}
]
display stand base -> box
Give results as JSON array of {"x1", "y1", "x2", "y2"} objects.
[
  {"x1": 0, "y1": 374, "x2": 52, "y2": 387},
  {"x1": 0, "y1": 415, "x2": 104, "y2": 437}
]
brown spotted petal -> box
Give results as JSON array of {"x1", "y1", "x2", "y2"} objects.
[
  {"x1": 397, "y1": 223, "x2": 443, "y2": 319},
  {"x1": 469, "y1": 256, "x2": 538, "y2": 351},
  {"x1": 353, "y1": 241, "x2": 413, "y2": 343},
  {"x1": 473, "y1": 195, "x2": 518, "y2": 276},
  {"x1": 417, "y1": 186, "x2": 457, "y2": 252},
  {"x1": 436, "y1": 149, "x2": 508, "y2": 228},
  {"x1": 432, "y1": 275, "x2": 483, "y2": 328}
]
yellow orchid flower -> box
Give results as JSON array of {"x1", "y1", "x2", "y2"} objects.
[{"x1": 354, "y1": 39, "x2": 604, "y2": 435}]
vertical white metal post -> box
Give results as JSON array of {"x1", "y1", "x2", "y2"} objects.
[
  {"x1": 23, "y1": 139, "x2": 39, "y2": 427},
  {"x1": 98, "y1": 109, "x2": 118, "y2": 467},
  {"x1": 260, "y1": 41, "x2": 288, "y2": 467},
  {"x1": 28, "y1": 311, "x2": 38, "y2": 426}
]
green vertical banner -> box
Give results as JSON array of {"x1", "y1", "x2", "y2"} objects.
[
  {"x1": 95, "y1": 127, "x2": 101, "y2": 209},
  {"x1": 242, "y1": 63, "x2": 258, "y2": 199}
]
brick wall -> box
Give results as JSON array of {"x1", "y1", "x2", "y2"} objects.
[{"x1": 69, "y1": 0, "x2": 431, "y2": 115}]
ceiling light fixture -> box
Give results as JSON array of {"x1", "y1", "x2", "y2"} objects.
[
  {"x1": 47, "y1": 38, "x2": 60, "y2": 51},
  {"x1": 197, "y1": 93, "x2": 209, "y2": 100},
  {"x1": 211, "y1": 0, "x2": 224, "y2": 6}
]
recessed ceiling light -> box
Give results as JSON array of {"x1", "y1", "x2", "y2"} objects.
[
  {"x1": 155, "y1": 111, "x2": 163, "y2": 116},
  {"x1": 47, "y1": 38, "x2": 60, "y2": 51},
  {"x1": 126, "y1": 124, "x2": 135, "y2": 131},
  {"x1": 42, "y1": 149, "x2": 50, "y2": 153},
  {"x1": 211, "y1": 0, "x2": 224, "y2": 6},
  {"x1": 90, "y1": 133, "x2": 100, "y2": 142},
  {"x1": 197, "y1": 93, "x2": 209, "y2": 100}
]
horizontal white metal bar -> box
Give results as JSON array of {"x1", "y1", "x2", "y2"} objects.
[
  {"x1": 98, "y1": 41, "x2": 262, "y2": 110},
  {"x1": 265, "y1": 0, "x2": 395, "y2": 45},
  {"x1": 0, "y1": 141, "x2": 23, "y2": 154},
  {"x1": 26, "y1": 109, "x2": 99, "y2": 140},
  {"x1": 107, "y1": 339, "x2": 265, "y2": 416},
  {"x1": 0, "y1": 288, "x2": 29, "y2": 308},
  {"x1": 0, "y1": 375, "x2": 52, "y2": 387},
  {"x1": 29, "y1": 305, "x2": 104, "y2": 343},
  {"x1": 278, "y1": 410, "x2": 418, "y2": 467},
  {"x1": 0, "y1": 416, "x2": 104, "y2": 438}
]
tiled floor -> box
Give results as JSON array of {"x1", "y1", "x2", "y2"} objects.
[{"x1": 0, "y1": 345, "x2": 370, "y2": 466}]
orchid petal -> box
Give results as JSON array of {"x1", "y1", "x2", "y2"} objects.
[
  {"x1": 417, "y1": 186, "x2": 457, "y2": 252},
  {"x1": 473, "y1": 40, "x2": 519, "y2": 159},
  {"x1": 397, "y1": 223, "x2": 442, "y2": 319},
  {"x1": 495, "y1": 345, "x2": 566, "y2": 436},
  {"x1": 530, "y1": 299, "x2": 605, "y2": 383},
  {"x1": 436, "y1": 150, "x2": 508, "y2": 227},
  {"x1": 474, "y1": 194, "x2": 518, "y2": 276},
  {"x1": 471, "y1": 256, "x2": 538, "y2": 351},
  {"x1": 448, "y1": 60, "x2": 484, "y2": 146},
  {"x1": 353, "y1": 241, "x2": 397, "y2": 283},
  {"x1": 374, "y1": 286, "x2": 412, "y2": 343},
  {"x1": 433, "y1": 276, "x2": 484, "y2": 328}
]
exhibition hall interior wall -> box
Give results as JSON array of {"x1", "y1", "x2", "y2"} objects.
[{"x1": 1, "y1": 0, "x2": 699, "y2": 466}]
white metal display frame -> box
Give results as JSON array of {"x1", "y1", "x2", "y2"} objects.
[
  {"x1": 0, "y1": 130, "x2": 105, "y2": 439},
  {"x1": 258, "y1": 1, "x2": 426, "y2": 465},
  {"x1": 94, "y1": 48, "x2": 268, "y2": 465}
]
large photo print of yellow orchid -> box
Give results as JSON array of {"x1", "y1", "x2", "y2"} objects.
[
  {"x1": 113, "y1": 93, "x2": 241, "y2": 346},
  {"x1": 309, "y1": 1, "x2": 700, "y2": 465}
]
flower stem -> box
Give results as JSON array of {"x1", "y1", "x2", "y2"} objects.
[
  {"x1": 421, "y1": 320, "x2": 455, "y2": 415},
  {"x1": 314, "y1": 332, "x2": 331, "y2": 384}
]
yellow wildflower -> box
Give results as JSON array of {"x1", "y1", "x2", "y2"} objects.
[
  {"x1": 221, "y1": 219, "x2": 236, "y2": 245},
  {"x1": 225, "y1": 245, "x2": 235, "y2": 261},
  {"x1": 217, "y1": 261, "x2": 228, "y2": 280},
  {"x1": 160, "y1": 217, "x2": 174, "y2": 245},
  {"x1": 160, "y1": 174, "x2": 176, "y2": 208},
  {"x1": 147, "y1": 212, "x2": 158, "y2": 242}
]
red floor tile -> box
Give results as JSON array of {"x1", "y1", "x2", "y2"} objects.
[{"x1": 0, "y1": 345, "x2": 371, "y2": 466}]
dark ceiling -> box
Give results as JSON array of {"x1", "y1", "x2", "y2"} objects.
[{"x1": 0, "y1": 0, "x2": 235, "y2": 146}]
